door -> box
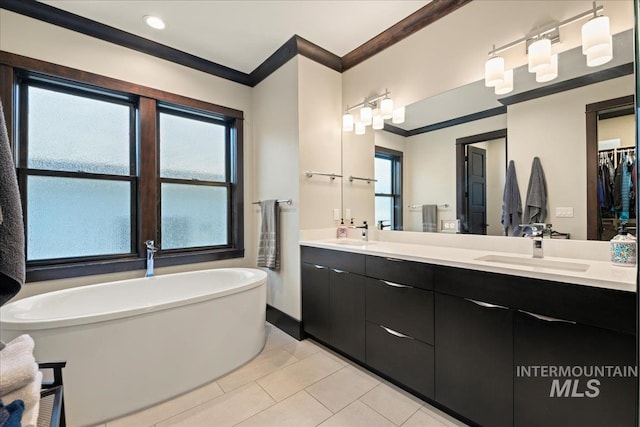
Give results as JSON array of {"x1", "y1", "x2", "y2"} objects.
[
  {"x1": 301, "y1": 263, "x2": 331, "y2": 342},
  {"x1": 466, "y1": 145, "x2": 487, "y2": 235},
  {"x1": 329, "y1": 269, "x2": 365, "y2": 361}
]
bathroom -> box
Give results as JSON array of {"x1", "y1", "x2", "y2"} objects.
[{"x1": 0, "y1": 0, "x2": 638, "y2": 426}]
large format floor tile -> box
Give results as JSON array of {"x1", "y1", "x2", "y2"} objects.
[
  {"x1": 218, "y1": 347, "x2": 299, "y2": 392},
  {"x1": 360, "y1": 383, "x2": 423, "y2": 425},
  {"x1": 235, "y1": 390, "x2": 332, "y2": 427},
  {"x1": 306, "y1": 365, "x2": 380, "y2": 412},
  {"x1": 318, "y1": 401, "x2": 396, "y2": 427}
]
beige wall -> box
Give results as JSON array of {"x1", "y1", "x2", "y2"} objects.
[{"x1": 599, "y1": 114, "x2": 636, "y2": 149}]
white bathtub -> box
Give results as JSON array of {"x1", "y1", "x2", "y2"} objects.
[{"x1": 0, "y1": 268, "x2": 267, "y2": 427}]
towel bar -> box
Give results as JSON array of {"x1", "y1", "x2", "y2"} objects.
[{"x1": 252, "y1": 199, "x2": 292, "y2": 205}]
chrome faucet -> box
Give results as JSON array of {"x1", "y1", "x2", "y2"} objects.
[
  {"x1": 351, "y1": 221, "x2": 369, "y2": 241},
  {"x1": 520, "y1": 223, "x2": 547, "y2": 258},
  {"x1": 145, "y1": 240, "x2": 158, "y2": 277}
]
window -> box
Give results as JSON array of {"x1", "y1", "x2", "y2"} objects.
[
  {"x1": 374, "y1": 147, "x2": 403, "y2": 230},
  {"x1": 7, "y1": 64, "x2": 244, "y2": 281}
]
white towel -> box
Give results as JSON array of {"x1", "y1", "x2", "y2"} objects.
[
  {"x1": 0, "y1": 335, "x2": 38, "y2": 395},
  {"x1": 1, "y1": 370, "x2": 42, "y2": 427}
]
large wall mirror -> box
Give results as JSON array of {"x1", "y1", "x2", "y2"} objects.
[{"x1": 341, "y1": 0, "x2": 635, "y2": 242}]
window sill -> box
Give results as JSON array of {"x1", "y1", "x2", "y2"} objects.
[{"x1": 26, "y1": 248, "x2": 245, "y2": 282}]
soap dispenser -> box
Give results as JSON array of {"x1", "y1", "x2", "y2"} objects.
[
  {"x1": 610, "y1": 224, "x2": 637, "y2": 266},
  {"x1": 337, "y1": 219, "x2": 347, "y2": 239}
]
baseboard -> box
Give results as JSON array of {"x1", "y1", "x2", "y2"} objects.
[{"x1": 266, "y1": 304, "x2": 304, "y2": 341}]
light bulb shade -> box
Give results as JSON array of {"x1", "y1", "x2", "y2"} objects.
[
  {"x1": 582, "y1": 15, "x2": 611, "y2": 54},
  {"x1": 355, "y1": 122, "x2": 366, "y2": 135},
  {"x1": 392, "y1": 106, "x2": 405, "y2": 124},
  {"x1": 360, "y1": 106, "x2": 373, "y2": 126},
  {"x1": 484, "y1": 56, "x2": 505, "y2": 87},
  {"x1": 536, "y1": 54, "x2": 558, "y2": 83},
  {"x1": 380, "y1": 98, "x2": 394, "y2": 119},
  {"x1": 342, "y1": 113, "x2": 354, "y2": 132},
  {"x1": 528, "y1": 38, "x2": 552, "y2": 73},
  {"x1": 372, "y1": 113, "x2": 384, "y2": 130},
  {"x1": 144, "y1": 15, "x2": 166, "y2": 29},
  {"x1": 586, "y1": 36, "x2": 613, "y2": 66},
  {"x1": 494, "y1": 69, "x2": 514, "y2": 95}
]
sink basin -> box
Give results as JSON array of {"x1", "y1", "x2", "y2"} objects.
[
  {"x1": 327, "y1": 240, "x2": 377, "y2": 246},
  {"x1": 474, "y1": 255, "x2": 590, "y2": 272}
]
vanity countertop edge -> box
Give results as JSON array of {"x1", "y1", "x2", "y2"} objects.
[{"x1": 299, "y1": 239, "x2": 636, "y2": 293}]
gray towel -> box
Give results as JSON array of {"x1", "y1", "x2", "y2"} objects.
[
  {"x1": 0, "y1": 100, "x2": 25, "y2": 306},
  {"x1": 523, "y1": 157, "x2": 548, "y2": 223},
  {"x1": 257, "y1": 199, "x2": 280, "y2": 270},
  {"x1": 501, "y1": 160, "x2": 522, "y2": 237},
  {"x1": 422, "y1": 204, "x2": 438, "y2": 232}
]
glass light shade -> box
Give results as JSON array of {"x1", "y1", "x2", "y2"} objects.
[
  {"x1": 536, "y1": 54, "x2": 558, "y2": 83},
  {"x1": 586, "y1": 36, "x2": 613, "y2": 67},
  {"x1": 342, "y1": 113, "x2": 354, "y2": 132},
  {"x1": 355, "y1": 121, "x2": 366, "y2": 135},
  {"x1": 380, "y1": 98, "x2": 394, "y2": 119},
  {"x1": 372, "y1": 112, "x2": 384, "y2": 130},
  {"x1": 528, "y1": 38, "x2": 552, "y2": 73},
  {"x1": 360, "y1": 106, "x2": 373, "y2": 126},
  {"x1": 494, "y1": 69, "x2": 514, "y2": 95},
  {"x1": 582, "y1": 15, "x2": 611, "y2": 54},
  {"x1": 484, "y1": 56, "x2": 504, "y2": 87},
  {"x1": 144, "y1": 15, "x2": 166, "y2": 29},
  {"x1": 392, "y1": 106, "x2": 405, "y2": 124}
]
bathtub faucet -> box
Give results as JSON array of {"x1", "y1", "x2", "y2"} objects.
[{"x1": 145, "y1": 240, "x2": 158, "y2": 278}]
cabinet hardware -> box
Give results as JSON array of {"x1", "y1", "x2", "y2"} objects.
[
  {"x1": 385, "y1": 257, "x2": 404, "y2": 262},
  {"x1": 518, "y1": 310, "x2": 577, "y2": 324},
  {"x1": 464, "y1": 298, "x2": 509, "y2": 310},
  {"x1": 313, "y1": 265, "x2": 327, "y2": 269},
  {"x1": 380, "y1": 325, "x2": 414, "y2": 339},
  {"x1": 380, "y1": 280, "x2": 413, "y2": 289},
  {"x1": 332, "y1": 269, "x2": 348, "y2": 274}
]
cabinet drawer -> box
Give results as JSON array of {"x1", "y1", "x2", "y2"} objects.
[
  {"x1": 301, "y1": 246, "x2": 365, "y2": 275},
  {"x1": 365, "y1": 277, "x2": 434, "y2": 344},
  {"x1": 365, "y1": 256, "x2": 433, "y2": 290},
  {"x1": 366, "y1": 321, "x2": 435, "y2": 399}
]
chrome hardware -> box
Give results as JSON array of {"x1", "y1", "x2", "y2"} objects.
[
  {"x1": 380, "y1": 325, "x2": 414, "y2": 339},
  {"x1": 332, "y1": 269, "x2": 348, "y2": 274},
  {"x1": 464, "y1": 298, "x2": 509, "y2": 310},
  {"x1": 380, "y1": 280, "x2": 413, "y2": 289},
  {"x1": 519, "y1": 310, "x2": 576, "y2": 324},
  {"x1": 385, "y1": 257, "x2": 404, "y2": 262}
]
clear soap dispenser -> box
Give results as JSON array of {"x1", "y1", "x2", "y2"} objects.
[
  {"x1": 337, "y1": 219, "x2": 348, "y2": 239},
  {"x1": 610, "y1": 224, "x2": 637, "y2": 266}
]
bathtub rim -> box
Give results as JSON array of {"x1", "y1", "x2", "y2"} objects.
[{"x1": 0, "y1": 267, "x2": 267, "y2": 331}]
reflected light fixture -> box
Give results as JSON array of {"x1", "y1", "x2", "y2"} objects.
[
  {"x1": 343, "y1": 90, "x2": 404, "y2": 135},
  {"x1": 143, "y1": 15, "x2": 166, "y2": 30},
  {"x1": 484, "y1": 2, "x2": 612, "y2": 95}
]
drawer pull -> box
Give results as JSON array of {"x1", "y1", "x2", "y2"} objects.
[
  {"x1": 385, "y1": 257, "x2": 404, "y2": 262},
  {"x1": 313, "y1": 265, "x2": 327, "y2": 270},
  {"x1": 380, "y1": 280, "x2": 413, "y2": 289},
  {"x1": 519, "y1": 310, "x2": 577, "y2": 324},
  {"x1": 380, "y1": 325, "x2": 414, "y2": 339},
  {"x1": 464, "y1": 298, "x2": 509, "y2": 310},
  {"x1": 332, "y1": 269, "x2": 348, "y2": 274}
]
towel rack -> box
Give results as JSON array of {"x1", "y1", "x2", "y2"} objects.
[
  {"x1": 305, "y1": 171, "x2": 343, "y2": 180},
  {"x1": 349, "y1": 176, "x2": 378, "y2": 184},
  {"x1": 252, "y1": 199, "x2": 292, "y2": 205},
  {"x1": 408, "y1": 204, "x2": 450, "y2": 209}
]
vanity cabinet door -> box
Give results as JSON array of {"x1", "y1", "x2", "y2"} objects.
[
  {"x1": 301, "y1": 262, "x2": 331, "y2": 343},
  {"x1": 365, "y1": 256, "x2": 433, "y2": 290},
  {"x1": 514, "y1": 311, "x2": 636, "y2": 427},
  {"x1": 435, "y1": 292, "x2": 514, "y2": 427},
  {"x1": 330, "y1": 269, "x2": 365, "y2": 361}
]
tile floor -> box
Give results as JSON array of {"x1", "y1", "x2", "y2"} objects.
[{"x1": 101, "y1": 324, "x2": 468, "y2": 427}]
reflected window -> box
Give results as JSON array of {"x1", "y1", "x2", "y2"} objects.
[{"x1": 374, "y1": 147, "x2": 403, "y2": 230}]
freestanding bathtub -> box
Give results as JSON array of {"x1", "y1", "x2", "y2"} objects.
[{"x1": 0, "y1": 268, "x2": 267, "y2": 427}]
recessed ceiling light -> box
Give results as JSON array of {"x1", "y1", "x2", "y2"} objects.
[{"x1": 143, "y1": 15, "x2": 165, "y2": 30}]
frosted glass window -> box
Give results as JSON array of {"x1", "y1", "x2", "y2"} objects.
[
  {"x1": 375, "y1": 197, "x2": 393, "y2": 229},
  {"x1": 27, "y1": 86, "x2": 131, "y2": 175},
  {"x1": 161, "y1": 183, "x2": 228, "y2": 249},
  {"x1": 375, "y1": 157, "x2": 392, "y2": 194},
  {"x1": 159, "y1": 112, "x2": 226, "y2": 181},
  {"x1": 27, "y1": 176, "x2": 131, "y2": 260}
]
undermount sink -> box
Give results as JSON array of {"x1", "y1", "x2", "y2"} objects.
[
  {"x1": 474, "y1": 254, "x2": 590, "y2": 272},
  {"x1": 328, "y1": 240, "x2": 377, "y2": 246}
]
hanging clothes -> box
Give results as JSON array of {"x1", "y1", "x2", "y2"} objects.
[{"x1": 619, "y1": 154, "x2": 632, "y2": 222}]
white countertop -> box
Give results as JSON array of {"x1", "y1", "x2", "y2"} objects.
[{"x1": 300, "y1": 238, "x2": 636, "y2": 293}]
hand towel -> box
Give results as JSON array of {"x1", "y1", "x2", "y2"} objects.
[
  {"x1": 523, "y1": 157, "x2": 548, "y2": 223},
  {"x1": 0, "y1": 335, "x2": 38, "y2": 395},
  {"x1": 0, "y1": 100, "x2": 25, "y2": 306},
  {"x1": 421, "y1": 204, "x2": 438, "y2": 232},
  {"x1": 257, "y1": 200, "x2": 280, "y2": 270},
  {"x1": 0, "y1": 371, "x2": 42, "y2": 427},
  {"x1": 501, "y1": 160, "x2": 522, "y2": 237}
]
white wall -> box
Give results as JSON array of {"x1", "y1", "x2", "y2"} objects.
[
  {"x1": 0, "y1": 10, "x2": 255, "y2": 300},
  {"x1": 508, "y1": 74, "x2": 634, "y2": 240}
]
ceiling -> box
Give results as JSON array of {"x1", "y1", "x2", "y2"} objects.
[{"x1": 40, "y1": 0, "x2": 431, "y2": 74}]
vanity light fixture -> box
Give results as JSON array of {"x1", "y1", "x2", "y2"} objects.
[
  {"x1": 143, "y1": 15, "x2": 166, "y2": 30},
  {"x1": 484, "y1": 1, "x2": 612, "y2": 95},
  {"x1": 343, "y1": 89, "x2": 404, "y2": 135},
  {"x1": 494, "y1": 69, "x2": 514, "y2": 95}
]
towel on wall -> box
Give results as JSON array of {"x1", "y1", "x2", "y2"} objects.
[
  {"x1": 421, "y1": 204, "x2": 438, "y2": 232},
  {"x1": 501, "y1": 160, "x2": 522, "y2": 237},
  {"x1": 0, "y1": 100, "x2": 25, "y2": 306},
  {"x1": 257, "y1": 199, "x2": 280, "y2": 270},
  {"x1": 523, "y1": 157, "x2": 548, "y2": 223}
]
